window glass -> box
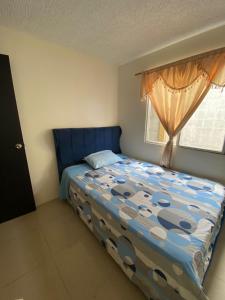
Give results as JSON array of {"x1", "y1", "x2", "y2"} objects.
[
  {"x1": 145, "y1": 87, "x2": 225, "y2": 153},
  {"x1": 179, "y1": 88, "x2": 225, "y2": 152}
]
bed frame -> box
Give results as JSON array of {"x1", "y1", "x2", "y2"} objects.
[
  {"x1": 52, "y1": 124, "x2": 225, "y2": 300},
  {"x1": 53, "y1": 126, "x2": 122, "y2": 178}
]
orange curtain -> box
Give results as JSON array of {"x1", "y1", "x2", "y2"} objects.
[{"x1": 141, "y1": 50, "x2": 225, "y2": 168}]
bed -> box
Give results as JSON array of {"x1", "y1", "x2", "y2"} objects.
[{"x1": 53, "y1": 126, "x2": 225, "y2": 300}]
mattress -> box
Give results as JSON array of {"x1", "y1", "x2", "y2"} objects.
[{"x1": 60, "y1": 155, "x2": 225, "y2": 300}]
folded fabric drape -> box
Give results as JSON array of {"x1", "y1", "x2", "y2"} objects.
[{"x1": 140, "y1": 48, "x2": 225, "y2": 168}]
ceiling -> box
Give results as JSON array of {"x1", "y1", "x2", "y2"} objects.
[{"x1": 0, "y1": 0, "x2": 225, "y2": 65}]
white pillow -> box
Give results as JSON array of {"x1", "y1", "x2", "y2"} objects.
[{"x1": 84, "y1": 150, "x2": 122, "y2": 169}]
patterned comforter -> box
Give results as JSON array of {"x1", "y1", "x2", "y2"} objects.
[{"x1": 60, "y1": 155, "x2": 225, "y2": 300}]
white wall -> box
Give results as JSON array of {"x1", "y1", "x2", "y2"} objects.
[
  {"x1": 0, "y1": 26, "x2": 118, "y2": 205},
  {"x1": 118, "y1": 25, "x2": 225, "y2": 184}
]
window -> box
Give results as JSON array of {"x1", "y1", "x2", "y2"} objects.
[
  {"x1": 145, "y1": 102, "x2": 168, "y2": 144},
  {"x1": 145, "y1": 87, "x2": 225, "y2": 153}
]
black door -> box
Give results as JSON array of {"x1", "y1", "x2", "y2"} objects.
[{"x1": 0, "y1": 54, "x2": 36, "y2": 223}]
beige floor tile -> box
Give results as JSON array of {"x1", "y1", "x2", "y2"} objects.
[
  {"x1": 54, "y1": 233, "x2": 119, "y2": 299},
  {"x1": 0, "y1": 211, "x2": 38, "y2": 243},
  {"x1": 54, "y1": 219, "x2": 146, "y2": 300},
  {"x1": 0, "y1": 227, "x2": 50, "y2": 288},
  {"x1": 0, "y1": 200, "x2": 71, "y2": 245},
  {"x1": 39, "y1": 208, "x2": 89, "y2": 255},
  {"x1": 54, "y1": 243, "x2": 106, "y2": 299},
  {"x1": 0, "y1": 259, "x2": 70, "y2": 300},
  {"x1": 204, "y1": 274, "x2": 225, "y2": 300},
  {"x1": 36, "y1": 199, "x2": 73, "y2": 225},
  {"x1": 0, "y1": 199, "x2": 225, "y2": 300}
]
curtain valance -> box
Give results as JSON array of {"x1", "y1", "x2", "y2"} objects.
[{"x1": 141, "y1": 49, "x2": 225, "y2": 99}]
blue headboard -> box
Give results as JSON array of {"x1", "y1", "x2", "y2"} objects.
[{"x1": 53, "y1": 126, "x2": 122, "y2": 178}]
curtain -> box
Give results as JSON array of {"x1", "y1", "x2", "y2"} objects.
[{"x1": 141, "y1": 49, "x2": 225, "y2": 168}]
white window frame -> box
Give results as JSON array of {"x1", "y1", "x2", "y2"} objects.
[
  {"x1": 144, "y1": 100, "x2": 168, "y2": 146},
  {"x1": 145, "y1": 100, "x2": 225, "y2": 155},
  {"x1": 177, "y1": 133, "x2": 225, "y2": 155}
]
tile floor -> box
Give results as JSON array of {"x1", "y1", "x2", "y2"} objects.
[{"x1": 0, "y1": 199, "x2": 224, "y2": 300}]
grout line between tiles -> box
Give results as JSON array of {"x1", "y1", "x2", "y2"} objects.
[
  {"x1": 0, "y1": 216, "x2": 49, "y2": 289},
  {"x1": 39, "y1": 221, "x2": 73, "y2": 300},
  {"x1": 0, "y1": 259, "x2": 41, "y2": 289}
]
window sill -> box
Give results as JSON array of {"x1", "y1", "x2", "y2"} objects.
[
  {"x1": 177, "y1": 144, "x2": 225, "y2": 155},
  {"x1": 144, "y1": 140, "x2": 166, "y2": 146},
  {"x1": 145, "y1": 139, "x2": 225, "y2": 155}
]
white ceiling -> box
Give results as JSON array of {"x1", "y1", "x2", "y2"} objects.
[{"x1": 0, "y1": 0, "x2": 225, "y2": 65}]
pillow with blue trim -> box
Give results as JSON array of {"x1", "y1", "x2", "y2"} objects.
[{"x1": 84, "y1": 150, "x2": 122, "y2": 169}]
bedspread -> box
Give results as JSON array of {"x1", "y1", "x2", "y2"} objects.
[{"x1": 60, "y1": 156, "x2": 225, "y2": 300}]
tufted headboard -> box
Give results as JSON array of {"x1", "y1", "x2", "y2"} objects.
[{"x1": 53, "y1": 126, "x2": 122, "y2": 178}]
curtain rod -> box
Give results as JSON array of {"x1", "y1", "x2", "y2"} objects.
[{"x1": 135, "y1": 46, "x2": 225, "y2": 76}]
